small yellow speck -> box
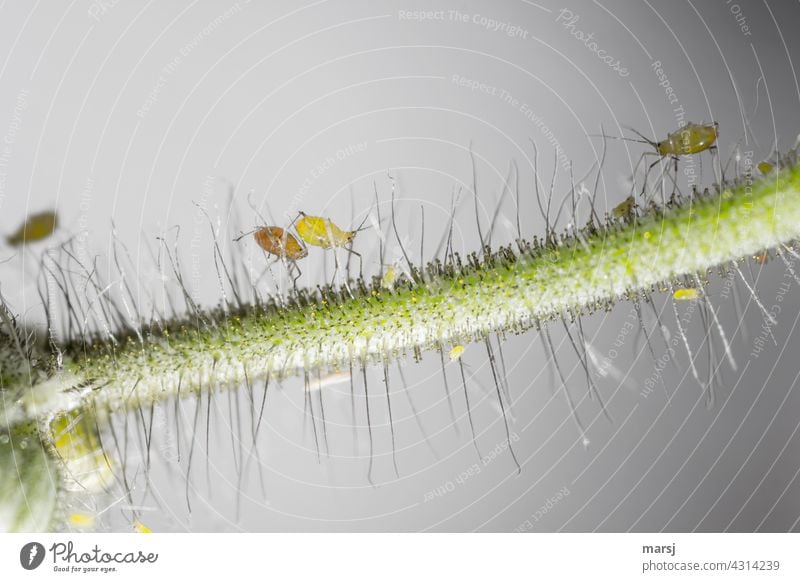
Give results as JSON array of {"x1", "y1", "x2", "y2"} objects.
[
  {"x1": 673, "y1": 288, "x2": 699, "y2": 301},
  {"x1": 758, "y1": 161, "x2": 774, "y2": 175},
  {"x1": 643, "y1": 231, "x2": 652, "y2": 240},
  {"x1": 382, "y1": 265, "x2": 397, "y2": 288},
  {"x1": 449, "y1": 345, "x2": 465, "y2": 361},
  {"x1": 69, "y1": 513, "x2": 95, "y2": 528},
  {"x1": 133, "y1": 520, "x2": 152, "y2": 533}
]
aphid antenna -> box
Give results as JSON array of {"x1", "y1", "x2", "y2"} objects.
[
  {"x1": 232, "y1": 228, "x2": 259, "y2": 243},
  {"x1": 351, "y1": 211, "x2": 381, "y2": 234},
  {"x1": 622, "y1": 124, "x2": 661, "y2": 147},
  {"x1": 588, "y1": 128, "x2": 655, "y2": 148}
]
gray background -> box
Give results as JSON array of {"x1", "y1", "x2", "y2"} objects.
[{"x1": 1, "y1": 0, "x2": 799, "y2": 531}]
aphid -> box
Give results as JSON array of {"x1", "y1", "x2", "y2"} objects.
[
  {"x1": 295, "y1": 212, "x2": 370, "y2": 279},
  {"x1": 673, "y1": 287, "x2": 699, "y2": 301},
  {"x1": 251, "y1": 226, "x2": 307, "y2": 261},
  {"x1": 611, "y1": 195, "x2": 636, "y2": 220},
  {"x1": 602, "y1": 122, "x2": 720, "y2": 199},
  {"x1": 757, "y1": 161, "x2": 774, "y2": 175},
  {"x1": 449, "y1": 345, "x2": 465, "y2": 361},
  {"x1": 295, "y1": 212, "x2": 361, "y2": 249},
  {"x1": 234, "y1": 225, "x2": 307, "y2": 284},
  {"x1": 6, "y1": 210, "x2": 58, "y2": 246}
]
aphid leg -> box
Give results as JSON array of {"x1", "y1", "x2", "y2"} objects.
[
  {"x1": 543, "y1": 327, "x2": 589, "y2": 448},
  {"x1": 396, "y1": 362, "x2": 439, "y2": 460},
  {"x1": 438, "y1": 348, "x2": 461, "y2": 436},
  {"x1": 361, "y1": 365, "x2": 375, "y2": 487},
  {"x1": 484, "y1": 338, "x2": 521, "y2": 473},
  {"x1": 638, "y1": 152, "x2": 668, "y2": 203},
  {"x1": 382, "y1": 362, "x2": 400, "y2": 478},
  {"x1": 343, "y1": 246, "x2": 363, "y2": 281},
  {"x1": 457, "y1": 357, "x2": 482, "y2": 460},
  {"x1": 708, "y1": 145, "x2": 725, "y2": 187},
  {"x1": 285, "y1": 258, "x2": 303, "y2": 292}
]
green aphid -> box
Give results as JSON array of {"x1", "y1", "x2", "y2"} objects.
[
  {"x1": 611, "y1": 195, "x2": 636, "y2": 220},
  {"x1": 6, "y1": 210, "x2": 59, "y2": 246}
]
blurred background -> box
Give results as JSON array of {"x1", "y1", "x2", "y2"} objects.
[{"x1": 1, "y1": 0, "x2": 799, "y2": 531}]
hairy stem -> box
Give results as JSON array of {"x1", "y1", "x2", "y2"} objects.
[{"x1": 3, "y1": 165, "x2": 800, "y2": 430}]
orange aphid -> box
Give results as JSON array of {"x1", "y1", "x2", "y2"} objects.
[{"x1": 253, "y1": 226, "x2": 307, "y2": 261}]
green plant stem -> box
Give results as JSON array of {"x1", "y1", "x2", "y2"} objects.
[{"x1": 3, "y1": 166, "x2": 800, "y2": 429}]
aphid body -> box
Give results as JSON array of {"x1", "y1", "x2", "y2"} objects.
[
  {"x1": 653, "y1": 122, "x2": 719, "y2": 157},
  {"x1": 611, "y1": 195, "x2": 636, "y2": 220},
  {"x1": 295, "y1": 212, "x2": 357, "y2": 249},
  {"x1": 7, "y1": 210, "x2": 58, "y2": 246},
  {"x1": 253, "y1": 226, "x2": 307, "y2": 261},
  {"x1": 602, "y1": 122, "x2": 720, "y2": 200},
  {"x1": 673, "y1": 288, "x2": 699, "y2": 301}
]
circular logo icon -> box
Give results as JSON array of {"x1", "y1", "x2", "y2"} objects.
[{"x1": 20, "y1": 542, "x2": 45, "y2": 570}]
